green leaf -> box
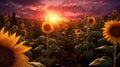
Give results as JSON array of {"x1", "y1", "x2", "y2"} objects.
[
  {"x1": 82, "y1": 50, "x2": 94, "y2": 59},
  {"x1": 74, "y1": 44, "x2": 85, "y2": 52},
  {"x1": 48, "y1": 38, "x2": 57, "y2": 45},
  {"x1": 36, "y1": 35, "x2": 46, "y2": 42},
  {"x1": 95, "y1": 45, "x2": 113, "y2": 51},
  {"x1": 42, "y1": 49, "x2": 52, "y2": 56},
  {"x1": 30, "y1": 62, "x2": 45, "y2": 67},
  {"x1": 89, "y1": 42, "x2": 96, "y2": 49},
  {"x1": 33, "y1": 45, "x2": 44, "y2": 53},
  {"x1": 98, "y1": 38, "x2": 108, "y2": 44},
  {"x1": 89, "y1": 57, "x2": 111, "y2": 67},
  {"x1": 48, "y1": 44, "x2": 60, "y2": 52},
  {"x1": 101, "y1": 56, "x2": 112, "y2": 63},
  {"x1": 43, "y1": 58, "x2": 54, "y2": 66},
  {"x1": 35, "y1": 57, "x2": 43, "y2": 62},
  {"x1": 79, "y1": 32, "x2": 86, "y2": 38},
  {"x1": 90, "y1": 31, "x2": 102, "y2": 39},
  {"x1": 24, "y1": 51, "x2": 32, "y2": 57}
]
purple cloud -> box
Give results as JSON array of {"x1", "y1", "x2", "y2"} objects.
[{"x1": 0, "y1": 0, "x2": 119, "y2": 19}]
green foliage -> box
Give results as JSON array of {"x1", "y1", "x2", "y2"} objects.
[
  {"x1": 74, "y1": 44, "x2": 85, "y2": 52},
  {"x1": 33, "y1": 45, "x2": 44, "y2": 53},
  {"x1": 95, "y1": 45, "x2": 113, "y2": 52},
  {"x1": 82, "y1": 50, "x2": 94, "y2": 60},
  {"x1": 89, "y1": 56, "x2": 112, "y2": 67},
  {"x1": 0, "y1": 12, "x2": 120, "y2": 67}
]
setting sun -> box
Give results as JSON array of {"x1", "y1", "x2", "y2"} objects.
[{"x1": 44, "y1": 11, "x2": 64, "y2": 24}]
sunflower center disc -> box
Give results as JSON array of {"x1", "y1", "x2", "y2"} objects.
[
  {"x1": 44, "y1": 24, "x2": 51, "y2": 31},
  {"x1": 0, "y1": 45, "x2": 15, "y2": 67},
  {"x1": 89, "y1": 19, "x2": 93, "y2": 23},
  {"x1": 110, "y1": 26, "x2": 120, "y2": 37}
]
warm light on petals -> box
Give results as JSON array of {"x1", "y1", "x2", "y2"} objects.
[
  {"x1": 0, "y1": 27, "x2": 32, "y2": 67},
  {"x1": 41, "y1": 22, "x2": 54, "y2": 34},
  {"x1": 102, "y1": 20, "x2": 120, "y2": 44}
]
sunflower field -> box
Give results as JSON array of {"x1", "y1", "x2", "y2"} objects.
[{"x1": 0, "y1": 10, "x2": 120, "y2": 67}]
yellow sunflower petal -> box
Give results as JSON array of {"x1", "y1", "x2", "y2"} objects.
[
  {"x1": 0, "y1": 27, "x2": 5, "y2": 35},
  {"x1": 102, "y1": 20, "x2": 120, "y2": 44},
  {"x1": 12, "y1": 54, "x2": 30, "y2": 67},
  {"x1": 14, "y1": 41, "x2": 32, "y2": 53},
  {"x1": 9, "y1": 35, "x2": 20, "y2": 46},
  {"x1": 0, "y1": 27, "x2": 31, "y2": 67},
  {"x1": 9, "y1": 33, "x2": 17, "y2": 39},
  {"x1": 4, "y1": 31, "x2": 9, "y2": 37}
]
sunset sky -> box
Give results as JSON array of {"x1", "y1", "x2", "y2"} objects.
[{"x1": 0, "y1": 0, "x2": 120, "y2": 19}]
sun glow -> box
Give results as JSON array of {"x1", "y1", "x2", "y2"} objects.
[{"x1": 45, "y1": 11, "x2": 64, "y2": 24}]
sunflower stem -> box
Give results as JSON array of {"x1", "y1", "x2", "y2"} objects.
[
  {"x1": 116, "y1": 52, "x2": 120, "y2": 59},
  {"x1": 86, "y1": 21, "x2": 89, "y2": 50},
  {"x1": 46, "y1": 34, "x2": 49, "y2": 49},
  {"x1": 113, "y1": 44, "x2": 117, "y2": 67}
]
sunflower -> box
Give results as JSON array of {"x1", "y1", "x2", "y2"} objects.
[
  {"x1": 102, "y1": 20, "x2": 120, "y2": 44},
  {"x1": 41, "y1": 22, "x2": 54, "y2": 34},
  {"x1": 112, "y1": 9, "x2": 117, "y2": 15},
  {"x1": 22, "y1": 29, "x2": 27, "y2": 36},
  {"x1": 82, "y1": 12, "x2": 87, "y2": 18},
  {"x1": 63, "y1": 24, "x2": 68, "y2": 30},
  {"x1": 74, "y1": 29, "x2": 82, "y2": 35},
  {"x1": 29, "y1": 20, "x2": 32, "y2": 24},
  {"x1": 18, "y1": 20, "x2": 25, "y2": 27},
  {"x1": 5, "y1": 21, "x2": 11, "y2": 26},
  {"x1": 74, "y1": 21, "x2": 79, "y2": 26},
  {"x1": 12, "y1": 25, "x2": 18, "y2": 31},
  {"x1": 0, "y1": 27, "x2": 31, "y2": 67},
  {"x1": 87, "y1": 17, "x2": 96, "y2": 26},
  {"x1": 4, "y1": 15, "x2": 9, "y2": 20},
  {"x1": 18, "y1": 20, "x2": 23, "y2": 24}
]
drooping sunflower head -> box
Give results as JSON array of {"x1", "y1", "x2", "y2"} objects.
[
  {"x1": 41, "y1": 22, "x2": 54, "y2": 34},
  {"x1": 112, "y1": 9, "x2": 117, "y2": 15},
  {"x1": 102, "y1": 20, "x2": 120, "y2": 44},
  {"x1": 12, "y1": 25, "x2": 18, "y2": 31},
  {"x1": 87, "y1": 17, "x2": 96, "y2": 26},
  {"x1": 0, "y1": 27, "x2": 32, "y2": 67}
]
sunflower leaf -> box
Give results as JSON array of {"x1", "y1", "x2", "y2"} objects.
[
  {"x1": 36, "y1": 35, "x2": 46, "y2": 42},
  {"x1": 82, "y1": 50, "x2": 94, "y2": 59},
  {"x1": 24, "y1": 51, "x2": 32, "y2": 57},
  {"x1": 33, "y1": 45, "x2": 44, "y2": 53},
  {"x1": 95, "y1": 45, "x2": 113, "y2": 51},
  {"x1": 30, "y1": 62, "x2": 45, "y2": 67},
  {"x1": 89, "y1": 57, "x2": 111, "y2": 67},
  {"x1": 48, "y1": 44, "x2": 60, "y2": 52},
  {"x1": 42, "y1": 49, "x2": 52, "y2": 56},
  {"x1": 74, "y1": 44, "x2": 85, "y2": 52},
  {"x1": 48, "y1": 38, "x2": 58, "y2": 45},
  {"x1": 43, "y1": 58, "x2": 54, "y2": 66}
]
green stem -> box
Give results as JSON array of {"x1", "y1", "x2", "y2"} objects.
[
  {"x1": 113, "y1": 44, "x2": 117, "y2": 67},
  {"x1": 46, "y1": 34, "x2": 49, "y2": 49},
  {"x1": 116, "y1": 52, "x2": 120, "y2": 59},
  {"x1": 86, "y1": 21, "x2": 89, "y2": 50}
]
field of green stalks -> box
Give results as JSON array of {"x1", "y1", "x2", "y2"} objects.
[{"x1": 0, "y1": 11, "x2": 120, "y2": 67}]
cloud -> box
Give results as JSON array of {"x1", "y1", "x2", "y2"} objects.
[
  {"x1": 10, "y1": 0, "x2": 42, "y2": 6},
  {"x1": 0, "y1": 0, "x2": 120, "y2": 19}
]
